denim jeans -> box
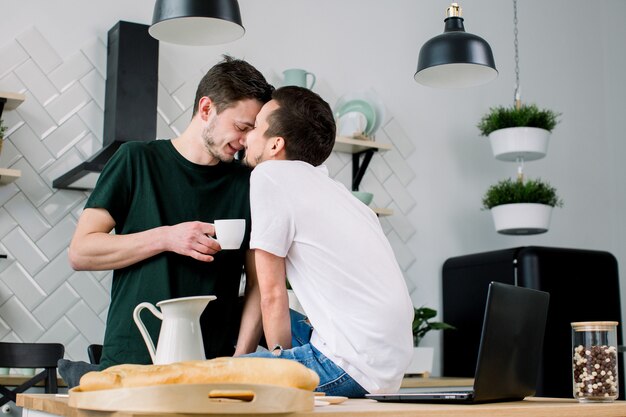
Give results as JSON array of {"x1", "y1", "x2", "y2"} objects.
[{"x1": 243, "y1": 310, "x2": 368, "y2": 398}]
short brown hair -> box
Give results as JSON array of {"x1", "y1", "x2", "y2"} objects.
[
  {"x1": 265, "y1": 86, "x2": 336, "y2": 166},
  {"x1": 193, "y1": 55, "x2": 274, "y2": 115}
]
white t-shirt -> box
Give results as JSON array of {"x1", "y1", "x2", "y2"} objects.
[{"x1": 250, "y1": 160, "x2": 413, "y2": 393}]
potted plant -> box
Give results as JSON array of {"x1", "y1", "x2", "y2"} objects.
[
  {"x1": 406, "y1": 307, "x2": 455, "y2": 376},
  {"x1": 482, "y1": 177, "x2": 563, "y2": 235},
  {"x1": 477, "y1": 104, "x2": 560, "y2": 162}
]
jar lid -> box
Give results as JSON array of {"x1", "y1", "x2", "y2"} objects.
[{"x1": 571, "y1": 321, "x2": 619, "y2": 331}]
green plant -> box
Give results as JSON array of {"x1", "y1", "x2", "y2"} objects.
[
  {"x1": 412, "y1": 307, "x2": 455, "y2": 347},
  {"x1": 482, "y1": 178, "x2": 564, "y2": 210},
  {"x1": 0, "y1": 119, "x2": 6, "y2": 138},
  {"x1": 477, "y1": 104, "x2": 560, "y2": 136}
]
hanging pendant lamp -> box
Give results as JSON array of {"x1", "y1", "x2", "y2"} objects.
[
  {"x1": 414, "y1": 3, "x2": 497, "y2": 88},
  {"x1": 149, "y1": 0, "x2": 245, "y2": 46}
]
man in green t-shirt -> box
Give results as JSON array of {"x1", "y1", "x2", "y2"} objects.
[{"x1": 60, "y1": 56, "x2": 274, "y2": 386}]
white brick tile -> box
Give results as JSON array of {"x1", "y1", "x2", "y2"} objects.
[
  {"x1": 45, "y1": 82, "x2": 90, "y2": 125},
  {"x1": 404, "y1": 272, "x2": 417, "y2": 294},
  {"x1": 382, "y1": 118, "x2": 416, "y2": 157},
  {"x1": 156, "y1": 113, "x2": 177, "y2": 140},
  {"x1": 0, "y1": 72, "x2": 26, "y2": 94},
  {"x1": 40, "y1": 147, "x2": 85, "y2": 186},
  {"x1": 48, "y1": 52, "x2": 93, "y2": 92},
  {"x1": 39, "y1": 191, "x2": 84, "y2": 225},
  {"x1": 1, "y1": 227, "x2": 48, "y2": 275},
  {"x1": 80, "y1": 38, "x2": 106, "y2": 79},
  {"x1": 171, "y1": 107, "x2": 193, "y2": 137},
  {"x1": 0, "y1": 207, "x2": 17, "y2": 238},
  {"x1": 99, "y1": 305, "x2": 109, "y2": 323},
  {"x1": 0, "y1": 262, "x2": 45, "y2": 310},
  {"x1": 79, "y1": 68, "x2": 105, "y2": 110},
  {"x1": 386, "y1": 202, "x2": 417, "y2": 243},
  {"x1": 378, "y1": 216, "x2": 393, "y2": 235},
  {"x1": 37, "y1": 317, "x2": 78, "y2": 346},
  {"x1": 9, "y1": 123, "x2": 55, "y2": 172},
  {"x1": 4, "y1": 193, "x2": 51, "y2": 241},
  {"x1": 0, "y1": 242, "x2": 12, "y2": 274},
  {"x1": 158, "y1": 57, "x2": 186, "y2": 94},
  {"x1": 383, "y1": 175, "x2": 416, "y2": 214},
  {"x1": 386, "y1": 230, "x2": 416, "y2": 272},
  {"x1": 0, "y1": 297, "x2": 45, "y2": 341},
  {"x1": 1, "y1": 332, "x2": 22, "y2": 343},
  {"x1": 76, "y1": 132, "x2": 102, "y2": 159},
  {"x1": 99, "y1": 272, "x2": 112, "y2": 291},
  {"x1": 0, "y1": 276, "x2": 13, "y2": 305},
  {"x1": 360, "y1": 171, "x2": 392, "y2": 207},
  {"x1": 77, "y1": 100, "x2": 103, "y2": 143},
  {"x1": 15, "y1": 91, "x2": 57, "y2": 139},
  {"x1": 43, "y1": 115, "x2": 89, "y2": 158},
  {"x1": 0, "y1": 317, "x2": 11, "y2": 339},
  {"x1": 37, "y1": 215, "x2": 76, "y2": 259},
  {"x1": 68, "y1": 273, "x2": 109, "y2": 314},
  {"x1": 323, "y1": 152, "x2": 346, "y2": 178},
  {"x1": 14, "y1": 59, "x2": 59, "y2": 106},
  {"x1": 157, "y1": 82, "x2": 185, "y2": 125},
  {"x1": 0, "y1": 41, "x2": 28, "y2": 78},
  {"x1": 66, "y1": 333, "x2": 90, "y2": 362},
  {"x1": 16, "y1": 27, "x2": 62, "y2": 74},
  {"x1": 0, "y1": 138, "x2": 21, "y2": 168},
  {"x1": 368, "y1": 153, "x2": 393, "y2": 183},
  {"x1": 382, "y1": 149, "x2": 416, "y2": 186},
  {"x1": 171, "y1": 77, "x2": 201, "y2": 111},
  {"x1": 33, "y1": 283, "x2": 79, "y2": 328},
  {"x1": 12, "y1": 158, "x2": 54, "y2": 206},
  {"x1": 67, "y1": 301, "x2": 105, "y2": 343},
  {"x1": 34, "y1": 251, "x2": 74, "y2": 294},
  {"x1": 0, "y1": 182, "x2": 19, "y2": 207},
  {"x1": 1, "y1": 107, "x2": 26, "y2": 137}
]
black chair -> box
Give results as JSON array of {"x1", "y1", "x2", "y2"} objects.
[
  {"x1": 87, "y1": 344, "x2": 102, "y2": 365},
  {"x1": 0, "y1": 342, "x2": 64, "y2": 407}
]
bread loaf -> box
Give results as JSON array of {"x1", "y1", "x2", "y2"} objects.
[{"x1": 78, "y1": 357, "x2": 319, "y2": 392}]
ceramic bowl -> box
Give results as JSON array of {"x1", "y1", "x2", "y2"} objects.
[{"x1": 352, "y1": 191, "x2": 374, "y2": 206}]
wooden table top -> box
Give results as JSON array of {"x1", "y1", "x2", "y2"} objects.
[{"x1": 17, "y1": 393, "x2": 626, "y2": 417}]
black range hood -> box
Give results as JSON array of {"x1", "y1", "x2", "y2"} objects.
[{"x1": 53, "y1": 21, "x2": 159, "y2": 190}]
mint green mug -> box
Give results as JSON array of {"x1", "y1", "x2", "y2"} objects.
[{"x1": 283, "y1": 68, "x2": 316, "y2": 89}]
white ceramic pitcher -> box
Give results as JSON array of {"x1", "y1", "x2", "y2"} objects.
[{"x1": 133, "y1": 295, "x2": 216, "y2": 364}]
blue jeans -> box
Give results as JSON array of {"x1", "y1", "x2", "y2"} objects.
[{"x1": 243, "y1": 310, "x2": 368, "y2": 398}]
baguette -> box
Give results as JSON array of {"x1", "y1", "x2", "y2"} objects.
[{"x1": 78, "y1": 357, "x2": 319, "y2": 392}]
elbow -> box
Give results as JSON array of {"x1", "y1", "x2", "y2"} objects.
[
  {"x1": 68, "y1": 242, "x2": 87, "y2": 270},
  {"x1": 260, "y1": 288, "x2": 288, "y2": 312}
]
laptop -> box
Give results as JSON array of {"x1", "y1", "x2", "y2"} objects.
[{"x1": 367, "y1": 281, "x2": 550, "y2": 404}]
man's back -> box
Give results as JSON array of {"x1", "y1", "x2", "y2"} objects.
[{"x1": 249, "y1": 159, "x2": 413, "y2": 393}]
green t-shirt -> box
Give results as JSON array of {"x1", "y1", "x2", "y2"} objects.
[{"x1": 85, "y1": 140, "x2": 252, "y2": 369}]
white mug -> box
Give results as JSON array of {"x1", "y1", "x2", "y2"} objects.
[{"x1": 214, "y1": 219, "x2": 246, "y2": 250}]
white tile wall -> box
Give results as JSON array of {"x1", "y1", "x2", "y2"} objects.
[{"x1": 0, "y1": 25, "x2": 419, "y2": 363}]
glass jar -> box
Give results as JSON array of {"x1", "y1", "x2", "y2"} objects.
[{"x1": 571, "y1": 321, "x2": 619, "y2": 402}]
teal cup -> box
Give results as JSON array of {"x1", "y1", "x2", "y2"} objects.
[{"x1": 283, "y1": 68, "x2": 316, "y2": 89}]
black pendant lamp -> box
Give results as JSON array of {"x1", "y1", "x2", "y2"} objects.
[
  {"x1": 414, "y1": 3, "x2": 497, "y2": 88},
  {"x1": 149, "y1": 0, "x2": 245, "y2": 46}
]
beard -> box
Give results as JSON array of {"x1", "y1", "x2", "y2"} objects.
[{"x1": 201, "y1": 118, "x2": 235, "y2": 163}]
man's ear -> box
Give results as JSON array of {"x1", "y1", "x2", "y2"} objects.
[
  {"x1": 197, "y1": 96, "x2": 213, "y2": 121},
  {"x1": 269, "y1": 137, "x2": 286, "y2": 158}
]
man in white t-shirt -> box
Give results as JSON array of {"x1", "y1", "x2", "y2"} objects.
[{"x1": 237, "y1": 86, "x2": 413, "y2": 397}]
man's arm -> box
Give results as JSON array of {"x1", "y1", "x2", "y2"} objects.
[
  {"x1": 233, "y1": 250, "x2": 264, "y2": 356},
  {"x1": 254, "y1": 249, "x2": 291, "y2": 352},
  {"x1": 68, "y1": 207, "x2": 221, "y2": 271}
]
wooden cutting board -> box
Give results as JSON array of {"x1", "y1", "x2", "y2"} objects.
[{"x1": 69, "y1": 383, "x2": 314, "y2": 414}]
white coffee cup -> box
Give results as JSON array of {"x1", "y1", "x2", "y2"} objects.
[{"x1": 214, "y1": 219, "x2": 246, "y2": 250}]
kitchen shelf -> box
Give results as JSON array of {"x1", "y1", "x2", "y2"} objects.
[
  {"x1": 0, "y1": 168, "x2": 21, "y2": 184},
  {"x1": 0, "y1": 91, "x2": 25, "y2": 118},
  {"x1": 333, "y1": 136, "x2": 394, "y2": 216}
]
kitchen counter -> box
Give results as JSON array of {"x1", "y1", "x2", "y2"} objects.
[{"x1": 17, "y1": 393, "x2": 626, "y2": 417}]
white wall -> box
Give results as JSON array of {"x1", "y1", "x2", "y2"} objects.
[{"x1": 0, "y1": 0, "x2": 625, "y2": 374}]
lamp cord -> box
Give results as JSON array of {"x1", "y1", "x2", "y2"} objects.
[{"x1": 513, "y1": 0, "x2": 521, "y2": 109}]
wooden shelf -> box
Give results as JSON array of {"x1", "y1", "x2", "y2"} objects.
[
  {"x1": 0, "y1": 91, "x2": 25, "y2": 118},
  {"x1": 333, "y1": 136, "x2": 392, "y2": 154},
  {"x1": 0, "y1": 168, "x2": 21, "y2": 184},
  {"x1": 373, "y1": 207, "x2": 393, "y2": 217}
]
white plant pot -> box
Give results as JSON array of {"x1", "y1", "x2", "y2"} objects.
[
  {"x1": 405, "y1": 347, "x2": 434, "y2": 375},
  {"x1": 491, "y1": 203, "x2": 553, "y2": 235},
  {"x1": 488, "y1": 127, "x2": 550, "y2": 162}
]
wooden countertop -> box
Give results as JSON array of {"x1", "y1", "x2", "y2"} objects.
[{"x1": 17, "y1": 393, "x2": 626, "y2": 417}]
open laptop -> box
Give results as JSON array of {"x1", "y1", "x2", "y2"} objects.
[{"x1": 367, "y1": 281, "x2": 550, "y2": 404}]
